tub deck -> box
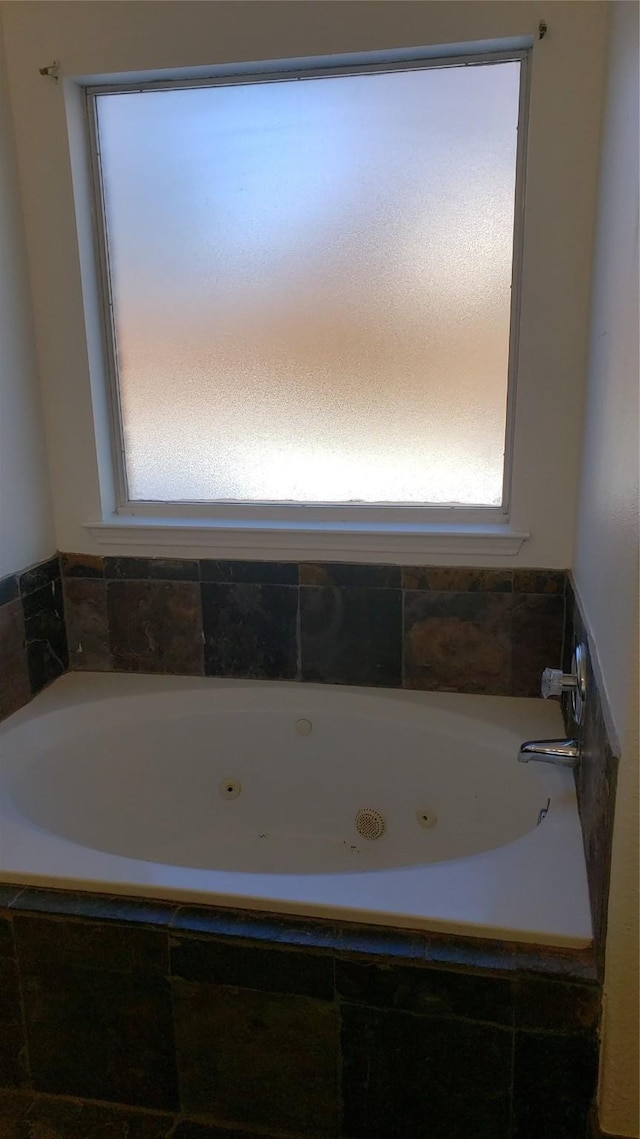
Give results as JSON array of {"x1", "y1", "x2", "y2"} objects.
[{"x1": 0, "y1": 672, "x2": 593, "y2": 948}]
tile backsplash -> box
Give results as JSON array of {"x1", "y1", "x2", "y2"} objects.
[
  {"x1": 57, "y1": 553, "x2": 566, "y2": 697},
  {"x1": 0, "y1": 555, "x2": 67, "y2": 721}
]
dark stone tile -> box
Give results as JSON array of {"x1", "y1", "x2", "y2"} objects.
[
  {"x1": 201, "y1": 582, "x2": 297, "y2": 680},
  {"x1": 510, "y1": 947, "x2": 598, "y2": 983},
  {"x1": 336, "y1": 959, "x2": 513, "y2": 1025},
  {"x1": 149, "y1": 559, "x2": 199, "y2": 581},
  {"x1": 173, "y1": 979, "x2": 338, "y2": 1133},
  {"x1": 402, "y1": 567, "x2": 513, "y2": 592},
  {"x1": 0, "y1": 885, "x2": 24, "y2": 910},
  {"x1": 104, "y1": 557, "x2": 151, "y2": 580},
  {"x1": 0, "y1": 601, "x2": 30, "y2": 720},
  {"x1": 0, "y1": 958, "x2": 22, "y2": 1032},
  {"x1": 18, "y1": 556, "x2": 59, "y2": 596},
  {"x1": 21, "y1": 1096, "x2": 174, "y2": 1138},
  {"x1": 104, "y1": 556, "x2": 198, "y2": 581},
  {"x1": 0, "y1": 912, "x2": 14, "y2": 959},
  {"x1": 18, "y1": 1098, "x2": 85, "y2": 1139},
  {"x1": 171, "y1": 905, "x2": 337, "y2": 949},
  {"x1": 9, "y1": 888, "x2": 178, "y2": 928},
  {"x1": 170, "y1": 936, "x2": 333, "y2": 1000},
  {"x1": 341, "y1": 1003, "x2": 512, "y2": 1139},
  {"x1": 14, "y1": 915, "x2": 168, "y2": 974},
  {"x1": 514, "y1": 977, "x2": 600, "y2": 1033},
  {"x1": 64, "y1": 579, "x2": 111, "y2": 671},
  {"x1": 336, "y1": 923, "x2": 426, "y2": 960},
  {"x1": 0, "y1": 574, "x2": 19, "y2": 607},
  {"x1": 563, "y1": 646, "x2": 582, "y2": 732},
  {"x1": 107, "y1": 580, "x2": 203, "y2": 675},
  {"x1": 22, "y1": 965, "x2": 178, "y2": 1109},
  {"x1": 60, "y1": 552, "x2": 105, "y2": 578},
  {"x1": 423, "y1": 931, "x2": 517, "y2": 974},
  {"x1": 200, "y1": 559, "x2": 297, "y2": 585},
  {"x1": 575, "y1": 652, "x2": 619, "y2": 963},
  {"x1": 513, "y1": 1030, "x2": 598, "y2": 1138},
  {"x1": 0, "y1": 958, "x2": 27, "y2": 1089},
  {"x1": 0, "y1": 1091, "x2": 33, "y2": 1137},
  {"x1": 563, "y1": 577, "x2": 583, "y2": 684},
  {"x1": 403, "y1": 591, "x2": 512, "y2": 695},
  {"x1": 511, "y1": 593, "x2": 565, "y2": 697},
  {"x1": 0, "y1": 1024, "x2": 26, "y2": 1093},
  {"x1": 300, "y1": 563, "x2": 400, "y2": 588},
  {"x1": 300, "y1": 586, "x2": 402, "y2": 687},
  {"x1": 86, "y1": 1105, "x2": 174, "y2": 1139},
  {"x1": 558, "y1": 578, "x2": 583, "y2": 701},
  {"x1": 173, "y1": 1123, "x2": 257, "y2": 1139},
  {"x1": 22, "y1": 580, "x2": 68, "y2": 694},
  {"x1": 513, "y1": 569, "x2": 566, "y2": 595}
]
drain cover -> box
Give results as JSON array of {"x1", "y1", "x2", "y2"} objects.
[{"x1": 355, "y1": 808, "x2": 386, "y2": 841}]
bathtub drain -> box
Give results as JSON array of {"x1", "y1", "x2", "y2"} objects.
[{"x1": 355, "y1": 808, "x2": 386, "y2": 841}]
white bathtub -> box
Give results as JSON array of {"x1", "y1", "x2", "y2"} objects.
[{"x1": 0, "y1": 672, "x2": 592, "y2": 948}]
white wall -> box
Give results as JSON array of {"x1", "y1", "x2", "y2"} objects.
[
  {"x1": 573, "y1": 2, "x2": 640, "y2": 1134},
  {"x1": 0, "y1": 1, "x2": 607, "y2": 565},
  {"x1": 0, "y1": 13, "x2": 54, "y2": 576}
]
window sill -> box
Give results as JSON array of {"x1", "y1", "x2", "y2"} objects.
[{"x1": 85, "y1": 518, "x2": 530, "y2": 562}]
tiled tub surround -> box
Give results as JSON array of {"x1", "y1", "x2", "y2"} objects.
[
  {"x1": 0, "y1": 555, "x2": 67, "y2": 721},
  {"x1": 563, "y1": 580, "x2": 620, "y2": 974},
  {"x1": 0, "y1": 886, "x2": 600, "y2": 1139},
  {"x1": 0, "y1": 554, "x2": 567, "y2": 715},
  {"x1": 0, "y1": 554, "x2": 607, "y2": 1139},
  {"x1": 59, "y1": 554, "x2": 566, "y2": 696}
]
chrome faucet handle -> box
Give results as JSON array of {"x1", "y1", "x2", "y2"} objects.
[
  {"x1": 541, "y1": 667, "x2": 579, "y2": 699},
  {"x1": 540, "y1": 644, "x2": 587, "y2": 725}
]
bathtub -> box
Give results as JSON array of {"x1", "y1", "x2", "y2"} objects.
[{"x1": 0, "y1": 672, "x2": 592, "y2": 948}]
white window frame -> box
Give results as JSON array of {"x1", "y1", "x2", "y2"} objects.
[{"x1": 84, "y1": 43, "x2": 532, "y2": 557}]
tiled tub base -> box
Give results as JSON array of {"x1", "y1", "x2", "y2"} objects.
[
  {"x1": 0, "y1": 886, "x2": 600, "y2": 1139},
  {"x1": 0, "y1": 1089, "x2": 247, "y2": 1138}
]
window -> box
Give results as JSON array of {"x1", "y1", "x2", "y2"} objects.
[{"x1": 89, "y1": 50, "x2": 526, "y2": 524}]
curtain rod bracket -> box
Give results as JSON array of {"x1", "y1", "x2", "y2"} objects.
[{"x1": 39, "y1": 61, "x2": 60, "y2": 82}]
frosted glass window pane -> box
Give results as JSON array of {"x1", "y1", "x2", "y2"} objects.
[{"x1": 96, "y1": 62, "x2": 520, "y2": 505}]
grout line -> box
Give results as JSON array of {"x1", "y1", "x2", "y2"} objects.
[
  {"x1": 335, "y1": 955, "x2": 344, "y2": 1139},
  {"x1": 10, "y1": 912, "x2": 35, "y2": 1094},
  {"x1": 400, "y1": 586, "x2": 406, "y2": 689},
  {"x1": 336, "y1": 994, "x2": 516, "y2": 1032},
  {"x1": 5, "y1": 887, "x2": 27, "y2": 908},
  {"x1": 296, "y1": 577, "x2": 303, "y2": 681},
  {"x1": 196, "y1": 577, "x2": 205, "y2": 676},
  {"x1": 508, "y1": 1011, "x2": 517, "y2": 1137},
  {"x1": 11, "y1": 1086, "x2": 177, "y2": 1120},
  {"x1": 165, "y1": 931, "x2": 183, "y2": 1122}
]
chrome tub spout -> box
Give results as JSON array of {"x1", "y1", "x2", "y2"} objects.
[{"x1": 518, "y1": 739, "x2": 579, "y2": 768}]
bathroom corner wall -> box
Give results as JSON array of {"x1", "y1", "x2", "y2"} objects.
[
  {"x1": 572, "y1": 2, "x2": 639, "y2": 1134},
  {"x1": 0, "y1": 12, "x2": 54, "y2": 579},
  {"x1": 0, "y1": 11, "x2": 60, "y2": 723}
]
